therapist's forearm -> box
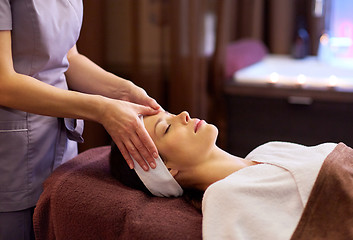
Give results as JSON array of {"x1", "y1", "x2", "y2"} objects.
[
  {"x1": 65, "y1": 46, "x2": 132, "y2": 100},
  {"x1": 0, "y1": 31, "x2": 108, "y2": 123},
  {"x1": 0, "y1": 71, "x2": 107, "y2": 123}
]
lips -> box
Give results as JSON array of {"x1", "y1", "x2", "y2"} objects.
[{"x1": 194, "y1": 119, "x2": 205, "y2": 133}]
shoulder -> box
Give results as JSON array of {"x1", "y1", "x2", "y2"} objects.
[
  {"x1": 245, "y1": 141, "x2": 337, "y2": 164},
  {"x1": 202, "y1": 164, "x2": 303, "y2": 240},
  {"x1": 0, "y1": 0, "x2": 12, "y2": 30},
  {"x1": 204, "y1": 162, "x2": 293, "y2": 198}
]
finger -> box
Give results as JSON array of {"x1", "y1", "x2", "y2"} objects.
[
  {"x1": 136, "y1": 124, "x2": 158, "y2": 160},
  {"x1": 115, "y1": 140, "x2": 135, "y2": 170},
  {"x1": 124, "y1": 138, "x2": 149, "y2": 171},
  {"x1": 148, "y1": 98, "x2": 161, "y2": 110},
  {"x1": 158, "y1": 105, "x2": 165, "y2": 112},
  {"x1": 130, "y1": 133, "x2": 156, "y2": 169}
]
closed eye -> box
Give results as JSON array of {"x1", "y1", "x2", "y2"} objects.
[{"x1": 165, "y1": 124, "x2": 171, "y2": 134}]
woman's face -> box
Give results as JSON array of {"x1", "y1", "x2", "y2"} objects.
[{"x1": 143, "y1": 111, "x2": 218, "y2": 170}]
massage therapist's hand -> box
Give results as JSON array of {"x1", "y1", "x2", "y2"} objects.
[
  {"x1": 119, "y1": 81, "x2": 161, "y2": 111},
  {"x1": 101, "y1": 99, "x2": 160, "y2": 171},
  {"x1": 65, "y1": 45, "x2": 161, "y2": 170}
]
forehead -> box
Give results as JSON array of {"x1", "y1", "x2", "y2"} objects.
[{"x1": 143, "y1": 111, "x2": 168, "y2": 137}]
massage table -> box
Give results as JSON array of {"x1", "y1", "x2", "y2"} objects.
[
  {"x1": 33, "y1": 146, "x2": 202, "y2": 240},
  {"x1": 34, "y1": 143, "x2": 353, "y2": 240}
]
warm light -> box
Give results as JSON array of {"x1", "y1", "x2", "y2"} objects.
[
  {"x1": 269, "y1": 72, "x2": 279, "y2": 83},
  {"x1": 320, "y1": 33, "x2": 330, "y2": 45},
  {"x1": 328, "y1": 75, "x2": 338, "y2": 87},
  {"x1": 297, "y1": 74, "x2": 306, "y2": 85}
]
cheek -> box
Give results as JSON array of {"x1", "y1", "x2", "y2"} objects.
[
  {"x1": 156, "y1": 125, "x2": 218, "y2": 165},
  {"x1": 157, "y1": 135, "x2": 191, "y2": 164},
  {"x1": 158, "y1": 136, "x2": 187, "y2": 156}
]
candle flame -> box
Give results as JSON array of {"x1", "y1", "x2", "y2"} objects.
[
  {"x1": 297, "y1": 74, "x2": 306, "y2": 85},
  {"x1": 269, "y1": 72, "x2": 279, "y2": 83},
  {"x1": 328, "y1": 75, "x2": 338, "y2": 87}
]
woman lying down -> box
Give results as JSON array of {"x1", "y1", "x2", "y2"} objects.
[{"x1": 110, "y1": 111, "x2": 353, "y2": 240}]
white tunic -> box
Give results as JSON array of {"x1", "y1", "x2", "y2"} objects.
[{"x1": 202, "y1": 141, "x2": 336, "y2": 240}]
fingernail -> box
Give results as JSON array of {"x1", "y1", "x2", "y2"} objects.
[
  {"x1": 143, "y1": 165, "x2": 149, "y2": 171},
  {"x1": 153, "y1": 152, "x2": 158, "y2": 159},
  {"x1": 150, "y1": 162, "x2": 156, "y2": 169},
  {"x1": 129, "y1": 163, "x2": 134, "y2": 169}
]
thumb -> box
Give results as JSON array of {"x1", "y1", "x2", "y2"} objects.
[
  {"x1": 147, "y1": 98, "x2": 161, "y2": 110},
  {"x1": 138, "y1": 105, "x2": 160, "y2": 116}
]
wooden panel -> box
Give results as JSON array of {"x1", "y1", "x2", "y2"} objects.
[
  {"x1": 224, "y1": 82, "x2": 353, "y2": 103},
  {"x1": 225, "y1": 94, "x2": 353, "y2": 157},
  {"x1": 77, "y1": 0, "x2": 110, "y2": 152}
]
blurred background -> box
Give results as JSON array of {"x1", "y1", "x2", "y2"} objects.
[{"x1": 77, "y1": 0, "x2": 353, "y2": 157}]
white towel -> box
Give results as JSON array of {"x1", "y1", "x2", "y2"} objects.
[
  {"x1": 131, "y1": 115, "x2": 183, "y2": 197},
  {"x1": 202, "y1": 141, "x2": 336, "y2": 240}
]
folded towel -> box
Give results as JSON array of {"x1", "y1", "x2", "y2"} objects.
[
  {"x1": 132, "y1": 115, "x2": 183, "y2": 197},
  {"x1": 291, "y1": 143, "x2": 353, "y2": 240},
  {"x1": 225, "y1": 38, "x2": 268, "y2": 79},
  {"x1": 133, "y1": 154, "x2": 183, "y2": 197}
]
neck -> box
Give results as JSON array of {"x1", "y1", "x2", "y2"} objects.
[{"x1": 178, "y1": 146, "x2": 256, "y2": 191}]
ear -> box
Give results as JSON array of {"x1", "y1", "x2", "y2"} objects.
[{"x1": 168, "y1": 168, "x2": 179, "y2": 177}]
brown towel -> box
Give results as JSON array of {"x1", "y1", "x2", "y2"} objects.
[
  {"x1": 291, "y1": 143, "x2": 353, "y2": 240},
  {"x1": 33, "y1": 146, "x2": 202, "y2": 240}
]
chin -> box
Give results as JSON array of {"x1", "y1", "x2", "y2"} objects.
[
  {"x1": 197, "y1": 123, "x2": 218, "y2": 145},
  {"x1": 208, "y1": 123, "x2": 218, "y2": 132},
  {"x1": 207, "y1": 124, "x2": 219, "y2": 143}
]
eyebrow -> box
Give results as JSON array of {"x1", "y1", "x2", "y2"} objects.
[
  {"x1": 153, "y1": 111, "x2": 170, "y2": 136},
  {"x1": 154, "y1": 117, "x2": 163, "y2": 135}
]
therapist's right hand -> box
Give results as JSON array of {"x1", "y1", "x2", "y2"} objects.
[{"x1": 100, "y1": 99, "x2": 160, "y2": 171}]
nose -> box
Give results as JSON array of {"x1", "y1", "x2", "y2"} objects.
[{"x1": 178, "y1": 111, "x2": 190, "y2": 124}]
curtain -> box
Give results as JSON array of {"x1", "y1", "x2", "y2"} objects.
[
  {"x1": 101, "y1": 0, "x2": 331, "y2": 113},
  {"x1": 104, "y1": 0, "x2": 219, "y2": 119},
  {"x1": 167, "y1": 0, "x2": 209, "y2": 118},
  {"x1": 232, "y1": 0, "x2": 331, "y2": 55},
  {"x1": 77, "y1": 0, "x2": 111, "y2": 152},
  {"x1": 77, "y1": 0, "x2": 332, "y2": 150}
]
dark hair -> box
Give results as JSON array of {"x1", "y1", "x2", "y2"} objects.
[
  {"x1": 109, "y1": 141, "x2": 152, "y2": 196},
  {"x1": 109, "y1": 142, "x2": 204, "y2": 212}
]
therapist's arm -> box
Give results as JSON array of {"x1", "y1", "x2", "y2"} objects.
[
  {"x1": 65, "y1": 45, "x2": 160, "y2": 169},
  {"x1": 65, "y1": 45, "x2": 160, "y2": 109},
  {"x1": 0, "y1": 31, "x2": 157, "y2": 170},
  {"x1": 0, "y1": 31, "x2": 102, "y2": 121}
]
